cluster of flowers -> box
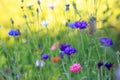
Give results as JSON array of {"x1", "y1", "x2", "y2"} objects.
[
  {"x1": 60, "y1": 44, "x2": 77, "y2": 55},
  {"x1": 68, "y1": 21, "x2": 87, "y2": 29},
  {"x1": 8, "y1": 29, "x2": 20, "y2": 36}
]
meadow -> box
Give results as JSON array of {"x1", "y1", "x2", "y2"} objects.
[{"x1": 0, "y1": 0, "x2": 120, "y2": 80}]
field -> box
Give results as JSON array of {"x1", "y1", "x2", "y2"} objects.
[{"x1": 0, "y1": 0, "x2": 120, "y2": 80}]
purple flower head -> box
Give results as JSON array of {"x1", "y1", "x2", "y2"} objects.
[
  {"x1": 75, "y1": 21, "x2": 82, "y2": 28},
  {"x1": 98, "y1": 61, "x2": 104, "y2": 69},
  {"x1": 64, "y1": 46, "x2": 76, "y2": 55},
  {"x1": 41, "y1": 54, "x2": 50, "y2": 59},
  {"x1": 80, "y1": 21, "x2": 87, "y2": 29},
  {"x1": 104, "y1": 63, "x2": 113, "y2": 70},
  {"x1": 75, "y1": 21, "x2": 87, "y2": 29},
  {"x1": 8, "y1": 29, "x2": 20, "y2": 36},
  {"x1": 68, "y1": 22, "x2": 76, "y2": 28},
  {"x1": 60, "y1": 44, "x2": 71, "y2": 51},
  {"x1": 100, "y1": 38, "x2": 113, "y2": 47}
]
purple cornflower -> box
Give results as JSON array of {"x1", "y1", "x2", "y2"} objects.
[
  {"x1": 68, "y1": 22, "x2": 76, "y2": 28},
  {"x1": 75, "y1": 21, "x2": 87, "y2": 29},
  {"x1": 8, "y1": 29, "x2": 20, "y2": 36},
  {"x1": 100, "y1": 38, "x2": 113, "y2": 47},
  {"x1": 98, "y1": 61, "x2": 104, "y2": 69},
  {"x1": 75, "y1": 21, "x2": 81, "y2": 28},
  {"x1": 104, "y1": 63, "x2": 113, "y2": 70},
  {"x1": 60, "y1": 44, "x2": 71, "y2": 51},
  {"x1": 41, "y1": 54, "x2": 50, "y2": 59},
  {"x1": 64, "y1": 46, "x2": 76, "y2": 55}
]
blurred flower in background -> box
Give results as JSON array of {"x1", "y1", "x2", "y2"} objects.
[
  {"x1": 114, "y1": 64, "x2": 120, "y2": 80},
  {"x1": 41, "y1": 20, "x2": 49, "y2": 27}
]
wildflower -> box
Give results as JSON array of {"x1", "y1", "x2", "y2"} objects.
[
  {"x1": 114, "y1": 64, "x2": 120, "y2": 80},
  {"x1": 64, "y1": 46, "x2": 76, "y2": 55},
  {"x1": 60, "y1": 44, "x2": 71, "y2": 51},
  {"x1": 51, "y1": 42, "x2": 59, "y2": 51},
  {"x1": 41, "y1": 20, "x2": 49, "y2": 27},
  {"x1": 68, "y1": 22, "x2": 76, "y2": 28},
  {"x1": 98, "y1": 61, "x2": 104, "y2": 69},
  {"x1": 75, "y1": 21, "x2": 87, "y2": 29},
  {"x1": 38, "y1": 44, "x2": 41, "y2": 48},
  {"x1": 70, "y1": 63, "x2": 82, "y2": 73},
  {"x1": 48, "y1": 5, "x2": 54, "y2": 9},
  {"x1": 8, "y1": 29, "x2": 20, "y2": 36},
  {"x1": 51, "y1": 56, "x2": 60, "y2": 63},
  {"x1": 58, "y1": 77, "x2": 62, "y2": 80},
  {"x1": 35, "y1": 60, "x2": 45, "y2": 67},
  {"x1": 104, "y1": 63, "x2": 113, "y2": 70},
  {"x1": 88, "y1": 16, "x2": 96, "y2": 34},
  {"x1": 65, "y1": 4, "x2": 70, "y2": 11},
  {"x1": 15, "y1": 74, "x2": 22, "y2": 79},
  {"x1": 41, "y1": 54, "x2": 50, "y2": 59},
  {"x1": 100, "y1": 38, "x2": 113, "y2": 47}
]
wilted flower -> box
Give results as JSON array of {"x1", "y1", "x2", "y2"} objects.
[
  {"x1": 60, "y1": 44, "x2": 71, "y2": 51},
  {"x1": 64, "y1": 46, "x2": 76, "y2": 55},
  {"x1": 51, "y1": 56, "x2": 60, "y2": 63},
  {"x1": 75, "y1": 21, "x2": 87, "y2": 29},
  {"x1": 51, "y1": 42, "x2": 59, "y2": 51},
  {"x1": 100, "y1": 38, "x2": 113, "y2": 47},
  {"x1": 114, "y1": 64, "x2": 120, "y2": 80},
  {"x1": 8, "y1": 29, "x2": 20, "y2": 36},
  {"x1": 41, "y1": 20, "x2": 49, "y2": 27},
  {"x1": 70, "y1": 63, "x2": 82, "y2": 73},
  {"x1": 104, "y1": 63, "x2": 113, "y2": 70},
  {"x1": 35, "y1": 60, "x2": 45, "y2": 67},
  {"x1": 65, "y1": 4, "x2": 70, "y2": 11},
  {"x1": 41, "y1": 54, "x2": 50, "y2": 59},
  {"x1": 98, "y1": 61, "x2": 104, "y2": 69}
]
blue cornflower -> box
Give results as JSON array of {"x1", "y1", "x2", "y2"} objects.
[
  {"x1": 64, "y1": 46, "x2": 76, "y2": 55},
  {"x1": 60, "y1": 44, "x2": 71, "y2": 51},
  {"x1": 8, "y1": 29, "x2": 20, "y2": 36},
  {"x1": 100, "y1": 38, "x2": 113, "y2": 47},
  {"x1": 75, "y1": 21, "x2": 87, "y2": 29},
  {"x1": 41, "y1": 54, "x2": 50, "y2": 59},
  {"x1": 68, "y1": 22, "x2": 76, "y2": 28}
]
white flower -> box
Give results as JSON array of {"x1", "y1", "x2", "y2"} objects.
[
  {"x1": 41, "y1": 20, "x2": 49, "y2": 27},
  {"x1": 35, "y1": 60, "x2": 45, "y2": 67}
]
